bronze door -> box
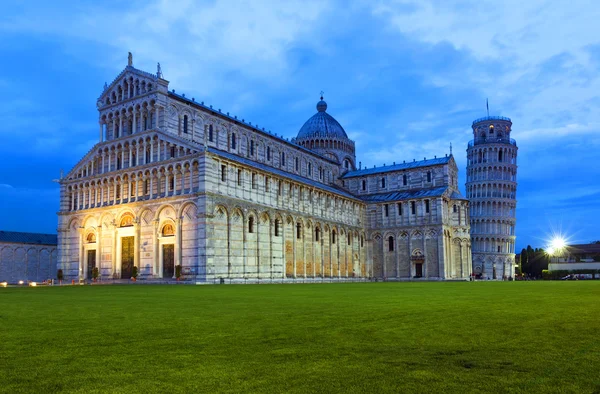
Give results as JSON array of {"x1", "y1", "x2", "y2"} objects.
[
  {"x1": 121, "y1": 236, "x2": 134, "y2": 278},
  {"x1": 87, "y1": 250, "x2": 96, "y2": 279},
  {"x1": 163, "y1": 244, "x2": 175, "y2": 278}
]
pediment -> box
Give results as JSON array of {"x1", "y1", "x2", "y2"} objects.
[{"x1": 97, "y1": 66, "x2": 167, "y2": 110}]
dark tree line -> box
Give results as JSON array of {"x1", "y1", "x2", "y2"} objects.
[{"x1": 519, "y1": 246, "x2": 550, "y2": 278}]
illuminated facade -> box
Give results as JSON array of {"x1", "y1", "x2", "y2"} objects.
[
  {"x1": 57, "y1": 55, "x2": 471, "y2": 282},
  {"x1": 466, "y1": 116, "x2": 518, "y2": 279}
]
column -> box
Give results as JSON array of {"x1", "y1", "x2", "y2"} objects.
[
  {"x1": 176, "y1": 218, "x2": 182, "y2": 270},
  {"x1": 134, "y1": 221, "x2": 140, "y2": 272},
  {"x1": 132, "y1": 111, "x2": 137, "y2": 134},
  {"x1": 155, "y1": 106, "x2": 159, "y2": 129},
  {"x1": 79, "y1": 230, "x2": 84, "y2": 280},
  {"x1": 97, "y1": 227, "x2": 102, "y2": 278},
  {"x1": 99, "y1": 122, "x2": 103, "y2": 142}
]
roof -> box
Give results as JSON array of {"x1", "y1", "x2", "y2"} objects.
[
  {"x1": 450, "y1": 191, "x2": 469, "y2": 201},
  {"x1": 341, "y1": 156, "x2": 452, "y2": 179},
  {"x1": 168, "y1": 91, "x2": 340, "y2": 165},
  {"x1": 359, "y1": 187, "x2": 449, "y2": 203},
  {"x1": 0, "y1": 231, "x2": 57, "y2": 246},
  {"x1": 207, "y1": 147, "x2": 360, "y2": 201},
  {"x1": 296, "y1": 100, "x2": 348, "y2": 140}
]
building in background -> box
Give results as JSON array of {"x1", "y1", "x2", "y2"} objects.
[
  {"x1": 548, "y1": 243, "x2": 600, "y2": 272},
  {"x1": 466, "y1": 116, "x2": 518, "y2": 279},
  {"x1": 56, "y1": 54, "x2": 471, "y2": 283},
  {"x1": 0, "y1": 231, "x2": 58, "y2": 284}
]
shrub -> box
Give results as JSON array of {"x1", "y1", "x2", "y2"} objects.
[
  {"x1": 92, "y1": 267, "x2": 99, "y2": 280},
  {"x1": 175, "y1": 265, "x2": 182, "y2": 279},
  {"x1": 132, "y1": 266, "x2": 138, "y2": 279},
  {"x1": 57, "y1": 269, "x2": 64, "y2": 281}
]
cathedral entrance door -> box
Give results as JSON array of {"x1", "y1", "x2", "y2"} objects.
[
  {"x1": 87, "y1": 250, "x2": 96, "y2": 279},
  {"x1": 163, "y1": 244, "x2": 175, "y2": 278},
  {"x1": 121, "y1": 236, "x2": 134, "y2": 278},
  {"x1": 415, "y1": 263, "x2": 423, "y2": 278}
]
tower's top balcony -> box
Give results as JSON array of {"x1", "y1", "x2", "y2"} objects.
[{"x1": 472, "y1": 116, "x2": 512, "y2": 125}]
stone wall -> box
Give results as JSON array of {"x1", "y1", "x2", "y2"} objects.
[{"x1": 0, "y1": 243, "x2": 57, "y2": 283}]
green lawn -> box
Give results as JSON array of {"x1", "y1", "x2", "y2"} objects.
[{"x1": 1, "y1": 282, "x2": 599, "y2": 393}]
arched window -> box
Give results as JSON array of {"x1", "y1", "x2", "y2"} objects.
[
  {"x1": 275, "y1": 219, "x2": 280, "y2": 237},
  {"x1": 267, "y1": 146, "x2": 271, "y2": 160},
  {"x1": 453, "y1": 204, "x2": 457, "y2": 213},
  {"x1": 315, "y1": 227, "x2": 320, "y2": 242},
  {"x1": 162, "y1": 223, "x2": 174, "y2": 236},
  {"x1": 183, "y1": 115, "x2": 188, "y2": 133},
  {"x1": 281, "y1": 152, "x2": 286, "y2": 166},
  {"x1": 427, "y1": 171, "x2": 431, "y2": 182},
  {"x1": 362, "y1": 180, "x2": 366, "y2": 191},
  {"x1": 388, "y1": 236, "x2": 394, "y2": 252},
  {"x1": 308, "y1": 163, "x2": 312, "y2": 176},
  {"x1": 403, "y1": 174, "x2": 408, "y2": 186},
  {"x1": 86, "y1": 233, "x2": 96, "y2": 243},
  {"x1": 145, "y1": 149, "x2": 151, "y2": 163},
  {"x1": 381, "y1": 177, "x2": 386, "y2": 188},
  {"x1": 296, "y1": 223, "x2": 302, "y2": 239},
  {"x1": 295, "y1": 157, "x2": 299, "y2": 172},
  {"x1": 249, "y1": 217, "x2": 254, "y2": 233},
  {"x1": 231, "y1": 133, "x2": 236, "y2": 149},
  {"x1": 250, "y1": 140, "x2": 254, "y2": 156},
  {"x1": 209, "y1": 125, "x2": 213, "y2": 142},
  {"x1": 332, "y1": 230, "x2": 336, "y2": 244},
  {"x1": 348, "y1": 233, "x2": 351, "y2": 245},
  {"x1": 498, "y1": 150, "x2": 503, "y2": 162}
]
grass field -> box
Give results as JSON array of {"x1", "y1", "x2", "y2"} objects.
[{"x1": 1, "y1": 282, "x2": 599, "y2": 393}]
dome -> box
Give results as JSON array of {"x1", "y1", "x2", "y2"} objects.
[{"x1": 296, "y1": 98, "x2": 348, "y2": 140}]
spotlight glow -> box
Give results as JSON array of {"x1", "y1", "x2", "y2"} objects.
[
  {"x1": 550, "y1": 237, "x2": 566, "y2": 251},
  {"x1": 0, "y1": 282, "x2": 7, "y2": 288},
  {"x1": 18, "y1": 280, "x2": 24, "y2": 285}
]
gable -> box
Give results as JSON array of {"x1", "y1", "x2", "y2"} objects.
[{"x1": 97, "y1": 66, "x2": 167, "y2": 110}]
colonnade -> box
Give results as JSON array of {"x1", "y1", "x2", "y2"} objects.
[{"x1": 68, "y1": 160, "x2": 199, "y2": 211}]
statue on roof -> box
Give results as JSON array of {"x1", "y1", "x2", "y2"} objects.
[
  {"x1": 157, "y1": 62, "x2": 163, "y2": 78},
  {"x1": 128, "y1": 52, "x2": 133, "y2": 67}
]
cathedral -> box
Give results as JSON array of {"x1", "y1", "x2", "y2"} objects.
[{"x1": 56, "y1": 55, "x2": 472, "y2": 282}]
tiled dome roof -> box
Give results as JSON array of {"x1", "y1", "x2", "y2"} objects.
[{"x1": 297, "y1": 98, "x2": 348, "y2": 140}]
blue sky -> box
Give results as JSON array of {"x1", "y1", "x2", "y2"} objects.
[{"x1": 1, "y1": 0, "x2": 599, "y2": 251}]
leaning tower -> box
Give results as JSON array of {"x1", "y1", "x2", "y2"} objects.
[{"x1": 466, "y1": 116, "x2": 518, "y2": 279}]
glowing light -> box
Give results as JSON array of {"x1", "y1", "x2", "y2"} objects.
[
  {"x1": 29, "y1": 282, "x2": 37, "y2": 287},
  {"x1": 551, "y1": 237, "x2": 566, "y2": 251},
  {"x1": 547, "y1": 247, "x2": 555, "y2": 255},
  {"x1": 18, "y1": 280, "x2": 24, "y2": 285},
  {"x1": 0, "y1": 282, "x2": 7, "y2": 288}
]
